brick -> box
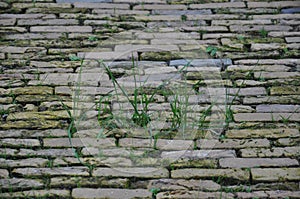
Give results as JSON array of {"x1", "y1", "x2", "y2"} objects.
[
  {"x1": 285, "y1": 37, "x2": 300, "y2": 43},
  {"x1": 12, "y1": 167, "x2": 89, "y2": 177},
  {"x1": 234, "y1": 113, "x2": 300, "y2": 122},
  {"x1": 133, "y1": 4, "x2": 186, "y2": 10},
  {"x1": 74, "y1": 2, "x2": 129, "y2": 9},
  {"x1": 18, "y1": 19, "x2": 78, "y2": 26},
  {"x1": 0, "y1": 189, "x2": 70, "y2": 198},
  {"x1": 0, "y1": 14, "x2": 56, "y2": 19},
  {"x1": 30, "y1": 26, "x2": 92, "y2": 33},
  {"x1": 171, "y1": 168, "x2": 250, "y2": 181},
  {"x1": 219, "y1": 158, "x2": 298, "y2": 168},
  {"x1": 252, "y1": 168, "x2": 300, "y2": 182},
  {"x1": 43, "y1": 138, "x2": 115, "y2": 148},
  {"x1": 197, "y1": 139, "x2": 270, "y2": 149},
  {"x1": 94, "y1": 167, "x2": 169, "y2": 178},
  {"x1": 190, "y1": 2, "x2": 245, "y2": 9},
  {"x1": 114, "y1": 44, "x2": 179, "y2": 52},
  {"x1": 226, "y1": 128, "x2": 299, "y2": 139},
  {"x1": 72, "y1": 188, "x2": 151, "y2": 199},
  {"x1": 256, "y1": 105, "x2": 300, "y2": 113},
  {"x1": 248, "y1": 1, "x2": 299, "y2": 8},
  {"x1": 240, "y1": 147, "x2": 300, "y2": 158}
]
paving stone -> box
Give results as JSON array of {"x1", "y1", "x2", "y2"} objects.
[
  {"x1": 0, "y1": 178, "x2": 44, "y2": 191},
  {"x1": 157, "y1": 191, "x2": 234, "y2": 199},
  {"x1": 226, "y1": 128, "x2": 299, "y2": 139},
  {"x1": 72, "y1": 188, "x2": 152, "y2": 199},
  {"x1": 148, "y1": 179, "x2": 221, "y2": 191},
  {"x1": 0, "y1": 189, "x2": 70, "y2": 198},
  {"x1": 171, "y1": 168, "x2": 250, "y2": 182},
  {"x1": 251, "y1": 168, "x2": 300, "y2": 182},
  {"x1": 30, "y1": 26, "x2": 92, "y2": 33},
  {"x1": 93, "y1": 167, "x2": 169, "y2": 178},
  {"x1": 12, "y1": 167, "x2": 89, "y2": 177},
  {"x1": 234, "y1": 113, "x2": 300, "y2": 122},
  {"x1": 240, "y1": 147, "x2": 300, "y2": 158},
  {"x1": 197, "y1": 139, "x2": 270, "y2": 149},
  {"x1": 0, "y1": 158, "x2": 48, "y2": 168},
  {"x1": 219, "y1": 158, "x2": 299, "y2": 168},
  {"x1": 190, "y1": 2, "x2": 245, "y2": 9},
  {"x1": 0, "y1": 169, "x2": 9, "y2": 179}
]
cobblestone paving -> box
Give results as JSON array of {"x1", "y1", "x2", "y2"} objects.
[{"x1": 0, "y1": 0, "x2": 300, "y2": 198}]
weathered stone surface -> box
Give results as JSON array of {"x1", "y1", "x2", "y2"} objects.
[
  {"x1": 219, "y1": 158, "x2": 298, "y2": 168},
  {"x1": 172, "y1": 168, "x2": 250, "y2": 182},
  {"x1": 256, "y1": 105, "x2": 300, "y2": 113},
  {"x1": 0, "y1": 138, "x2": 40, "y2": 148},
  {"x1": 254, "y1": 72, "x2": 300, "y2": 79},
  {"x1": 17, "y1": 148, "x2": 75, "y2": 158},
  {"x1": 94, "y1": 167, "x2": 169, "y2": 178},
  {"x1": 51, "y1": 177, "x2": 129, "y2": 189},
  {"x1": 244, "y1": 95, "x2": 300, "y2": 105},
  {"x1": 72, "y1": 188, "x2": 151, "y2": 199},
  {"x1": 155, "y1": 140, "x2": 194, "y2": 150},
  {"x1": 148, "y1": 179, "x2": 221, "y2": 191},
  {"x1": 161, "y1": 150, "x2": 236, "y2": 159},
  {"x1": 12, "y1": 167, "x2": 89, "y2": 177},
  {"x1": 226, "y1": 128, "x2": 299, "y2": 139},
  {"x1": 240, "y1": 147, "x2": 300, "y2": 158},
  {"x1": 190, "y1": 2, "x2": 245, "y2": 9},
  {"x1": 134, "y1": 4, "x2": 186, "y2": 10},
  {"x1": 43, "y1": 138, "x2": 115, "y2": 148},
  {"x1": 74, "y1": 2, "x2": 129, "y2": 9},
  {"x1": 270, "y1": 86, "x2": 300, "y2": 95},
  {"x1": 30, "y1": 26, "x2": 92, "y2": 33},
  {"x1": 197, "y1": 139, "x2": 270, "y2": 149},
  {"x1": 18, "y1": 19, "x2": 78, "y2": 26},
  {"x1": 248, "y1": 1, "x2": 299, "y2": 8},
  {"x1": 0, "y1": 169, "x2": 9, "y2": 179},
  {"x1": 156, "y1": 191, "x2": 234, "y2": 199},
  {"x1": 6, "y1": 111, "x2": 69, "y2": 121},
  {"x1": 0, "y1": 158, "x2": 48, "y2": 168},
  {"x1": 0, "y1": 189, "x2": 70, "y2": 198},
  {"x1": 234, "y1": 113, "x2": 300, "y2": 122},
  {"x1": 265, "y1": 190, "x2": 300, "y2": 198},
  {"x1": 0, "y1": 178, "x2": 44, "y2": 191},
  {"x1": 252, "y1": 168, "x2": 300, "y2": 182},
  {"x1": 235, "y1": 192, "x2": 268, "y2": 199}
]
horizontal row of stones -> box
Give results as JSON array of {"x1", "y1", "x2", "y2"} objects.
[
  {"x1": 1, "y1": 189, "x2": 300, "y2": 199},
  {"x1": 2, "y1": 1, "x2": 300, "y2": 10}
]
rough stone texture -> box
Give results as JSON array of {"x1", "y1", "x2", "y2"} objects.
[
  {"x1": 0, "y1": 0, "x2": 299, "y2": 197},
  {"x1": 72, "y1": 188, "x2": 152, "y2": 199}
]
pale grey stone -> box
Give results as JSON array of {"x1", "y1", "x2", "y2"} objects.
[{"x1": 219, "y1": 158, "x2": 299, "y2": 168}]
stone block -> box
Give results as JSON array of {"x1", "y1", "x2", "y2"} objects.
[
  {"x1": 73, "y1": 2, "x2": 129, "y2": 9},
  {"x1": 30, "y1": 26, "x2": 92, "y2": 33},
  {"x1": 240, "y1": 147, "x2": 300, "y2": 158},
  {"x1": 190, "y1": 2, "x2": 245, "y2": 9},
  {"x1": 226, "y1": 128, "x2": 299, "y2": 139},
  {"x1": 219, "y1": 158, "x2": 298, "y2": 168},
  {"x1": 234, "y1": 113, "x2": 300, "y2": 122},
  {"x1": 12, "y1": 167, "x2": 89, "y2": 177},
  {"x1": 251, "y1": 168, "x2": 300, "y2": 182},
  {"x1": 72, "y1": 188, "x2": 151, "y2": 199}
]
